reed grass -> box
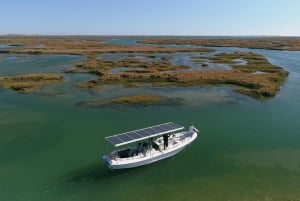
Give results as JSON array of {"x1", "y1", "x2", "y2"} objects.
[
  {"x1": 75, "y1": 52, "x2": 288, "y2": 99},
  {"x1": 0, "y1": 73, "x2": 64, "y2": 93},
  {"x1": 0, "y1": 37, "x2": 213, "y2": 55},
  {"x1": 139, "y1": 37, "x2": 300, "y2": 51}
]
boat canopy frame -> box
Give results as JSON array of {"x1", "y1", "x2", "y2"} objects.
[{"x1": 105, "y1": 122, "x2": 184, "y2": 147}]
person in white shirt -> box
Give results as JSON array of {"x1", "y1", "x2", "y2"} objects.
[{"x1": 189, "y1": 123, "x2": 199, "y2": 135}]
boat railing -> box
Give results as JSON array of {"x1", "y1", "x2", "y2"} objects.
[
  {"x1": 156, "y1": 131, "x2": 194, "y2": 150},
  {"x1": 114, "y1": 150, "x2": 150, "y2": 162},
  {"x1": 171, "y1": 131, "x2": 192, "y2": 144}
]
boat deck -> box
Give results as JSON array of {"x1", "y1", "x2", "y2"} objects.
[{"x1": 110, "y1": 131, "x2": 193, "y2": 162}]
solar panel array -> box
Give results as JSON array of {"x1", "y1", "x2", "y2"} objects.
[{"x1": 105, "y1": 122, "x2": 184, "y2": 147}]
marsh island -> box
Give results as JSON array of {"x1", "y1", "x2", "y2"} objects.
[
  {"x1": 0, "y1": 73, "x2": 64, "y2": 93},
  {"x1": 139, "y1": 37, "x2": 300, "y2": 51},
  {"x1": 0, "y1": 36, "x2": 290, "y2": 102}
]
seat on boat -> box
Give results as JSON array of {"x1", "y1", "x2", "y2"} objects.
[
  {"x1": 152, "y1": 141, "x2": 160, "y2": 151},
  {"x1": 118, "y1": 148, "x2": 133, "y2": 158}
]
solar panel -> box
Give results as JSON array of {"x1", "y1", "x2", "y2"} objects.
[
  {"x1": 154, "y1": 127, "x2": 164, "y2": 132},
  {"x1": 162, "y1": 123, "x2": 176, "y2": 130},
  {"x1": 143, "y1": 128, "x2": 155, "y2": 135},
  {"x1": 127, "y1": 132, "x2": 142, "y2": 139},
  {"x1": 169, "y1": 122, "x2": 180, "y2": 129},
  {"x1": 105, "y1": 122, "x2": 184, "y2": 147},
  {"x1": 136, "y1": 130, "x2": 148, "y2": 137},
  {"x1": 106, "y1": 136, "x2": 123, "y2": 145},
  {"x1": 118, "y1": 134, "x2": 132, "y2": 142}
]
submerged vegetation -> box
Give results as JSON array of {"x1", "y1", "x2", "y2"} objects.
[
  {"x1": 111, "y1": 94, "x2": 163, "y2": 105},
  {"x1": 0, "y1": 73, "x2": 64, "y2": 93},
  {"x1": 75, "y1": 94, "x2": 183, "y2": 107}
]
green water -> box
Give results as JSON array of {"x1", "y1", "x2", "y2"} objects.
[{"x1": 1, "y1": 44, "x2": 300, "y2": 201}]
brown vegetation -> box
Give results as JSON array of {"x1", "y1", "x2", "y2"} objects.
[
  {"x1": 139, "y1": 37, "x2": 300, "y2": 51},
  {"x1": 111, "y1": 94, "x2": 163, "y2": 105},
  {"x1": 0, "y1": 37, "x2": 213, "y2": 55},
  {"x1": 75, "y1": 94, "x2": 184, "y2": 107},
  {"x1": 0, "y1": 36, "x2": 289, "y2": 99},
  {"x1": 0, "y1": 73, "x2": 64, "y2": 93},
  {"x1": 75, "y1": 94, "x2": 163, "y2": 107},
  {"x1": 74, "y1": 55, "x2": 188, "y2": 77},
  {"x1": 74, "y1": 52, "x2": 288, "y2": 99}
]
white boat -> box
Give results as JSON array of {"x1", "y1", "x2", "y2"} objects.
[{"x1": 102, "y1": 122, "x2": 199, "y2": 170}]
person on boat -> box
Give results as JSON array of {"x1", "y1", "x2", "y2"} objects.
[
  {"x1": 150, "y1": 137, "x2": 161, "y2": 151},
  {"x1": 135, "y1": 142, "x2": 143, "y2": 155},
  {"x1": 142, "y1": 142, "x2": 148, "y2": 149},
  {"x1": 189, "y1": 123, "x2": 199, "y2": 135},
  {"x1": 163, "y1": 134, "x2": 169, "y2": 150}
]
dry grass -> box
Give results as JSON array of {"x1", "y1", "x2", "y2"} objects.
[
  {"x1": 0, "y1": 36, "x2": 289, "y2": 99},
  {"x1": 74, "y1": 55, "x2": 188, "y2": 76},
  {"x1": 75, "y1": 52, "x2": 288, "y2": 99},
  {"x1": 0, "y1": 37, "x2": 213, "y2": 55},
  {"x1": 139, "y1": 37, "x2": 300, "y2": 51},
  {"x1": 0, "y1": 73, "x2": 64, "y2": 93}
]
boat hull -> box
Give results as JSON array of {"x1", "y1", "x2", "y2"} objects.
[
  {"x1": 103, "y1": 145, "x2": 186, "y2": 169},
  {"x1": 102, "y1": 132, "x2": 197, "y2": 170}
]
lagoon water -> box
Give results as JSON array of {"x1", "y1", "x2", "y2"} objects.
[{"x1": 1, "y1": 38, "x2": 300, "y2": 201}]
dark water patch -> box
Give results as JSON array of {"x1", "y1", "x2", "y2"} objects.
[
  {"x1": 0, "y1": 54, "x2": 84, "y2": 76},
  {"x1": 0, "y1": 44, "x2": 14, "y2": 49},
  {"x1": 0, "y1": 44, "x2": 25, "y2": 50}
]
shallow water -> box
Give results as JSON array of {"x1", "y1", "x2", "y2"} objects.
[
  {"x1": 1, "y1": 38, "x2": 300, "y2": 201},
  {"x1": 99, "y1": 52, "x2": 231, "y2": 71},
  {"x1": 0, "y1": 54, "x2": 84, "y2": 76}
]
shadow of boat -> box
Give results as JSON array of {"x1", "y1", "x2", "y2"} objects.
[{"x1": 64, "y1": 162, "x2": 133, "y2": 183}]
